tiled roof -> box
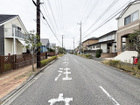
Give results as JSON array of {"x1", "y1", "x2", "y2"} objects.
[
  {"x1": 40, "y1": 38, "x2": 49, "y2": 46},
  {"x1": 0, "y1": 15, "x2": 17, "y2": 25}
]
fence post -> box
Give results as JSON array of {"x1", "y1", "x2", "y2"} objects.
[
  {"x1": 13, "y1": 55, "x2": 16, "y2": 70},
  {"x1": 0, "y1": 56, "x2": 2, "y2": 74},
  {"x1": 45, "y1": 52, "x2": 48, "y2": 59},
  {"x1": 0, "y1": 56, "x2": 4, "y2": 73}
]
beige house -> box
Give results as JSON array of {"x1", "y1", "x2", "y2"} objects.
[
  {"x1": 82, "y1": 37, "x2": 98, "y2": 51},
  {"x1": 117, "y1": 0, "x2": 140, "y2": 54},
  {"x1": 0, "y1": 15, "x2": 28, "y2": 56}
]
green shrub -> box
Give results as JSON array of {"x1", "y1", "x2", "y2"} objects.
[
  {"x1": 137, "y1": 61, "x2": 140, "y2": 69},
  {"x1": 96, "y1": 49, "x2": 102, "y2": 53},
  {"x1": 85, "y1": 54, "x2": 92, "y2": 59},
  {"x1": 41, "y1": 56, "x2": 57, "y2": 67},
  {"x1": 96, "y1": 53, "x2": 101, "y2": 58},
  {"x1": 48, "y1": 48, "x2": 55, "y2": 52},
  {"x1": 96, "y1": 49, "x2": 102, "y2": 58},
  {"x1": 102, "y1": 60, "x2": 140, "y2": 78},
  {"x1": 109, "y1": 60, "x2": 120, "y2": 66}
]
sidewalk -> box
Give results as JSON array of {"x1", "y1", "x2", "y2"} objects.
[{"x1": 0, "y1": 64, "x2": 36, "y2": 99}]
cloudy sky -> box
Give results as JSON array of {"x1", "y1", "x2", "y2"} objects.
[{"x1": 0, "y1": 0, "x2": 134, "y2": 49}]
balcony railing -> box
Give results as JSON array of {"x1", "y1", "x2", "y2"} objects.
[{"x1": 12, "y1": 30, "x2": 29, "y2": 39}]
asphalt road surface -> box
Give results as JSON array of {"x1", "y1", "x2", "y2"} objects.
[{"x1": 2, "y1": 54, "x2": 140, "y2": 105}]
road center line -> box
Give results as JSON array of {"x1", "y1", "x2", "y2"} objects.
[
  {"x1": 99, "y1": 86, "x2": 120, "y2": 105},
  {"x1": 73, "y1": 58, "x2": 78, "y2": 64}
]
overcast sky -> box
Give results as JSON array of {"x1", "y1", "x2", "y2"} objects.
[{"x1": 0, "y1": 0, "x2": 134, "y2": 49}]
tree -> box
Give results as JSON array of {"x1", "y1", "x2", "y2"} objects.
[
  {"x1": 128, "y1": 29, "x2": 140, "y2": 68},
  {"x1": 25, "y1": 33, "x2": 42, "y2": 71},
  {"x1": 128, "y1": 30, "x2": 140, "y2": 53},
  {"x1": 56, "y1": 46, "x2": 66, "y2": 54},
  {"x1": 48, "y1": 48, "x2": 55, "y2": 52}
]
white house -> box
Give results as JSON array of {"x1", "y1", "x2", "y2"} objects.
[
  {"x1": 88, "y1": 30, "x2": 117, "y2": 53},
  {"x1": 0, "y1": 15, "x2": 29, "y2": 55}
]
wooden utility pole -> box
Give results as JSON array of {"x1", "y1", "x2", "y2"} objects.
[{"x1": 37, "y1": 0, "x2": 41, "y2": 68}]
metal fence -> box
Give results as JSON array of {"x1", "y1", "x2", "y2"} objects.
[{"x1": 0, "y1": 52, "x2": 47, "y2": 74}]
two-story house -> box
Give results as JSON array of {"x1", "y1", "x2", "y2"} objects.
[
  {"x1": 88, "y1": 31, "x2": 117, "y2": 52},
  {"x1": 0, "y1": 15, "x2": 29, "y2": 56},
  {"x1": 116, "y1": 0, "x2": 140, "y2": 54},
  {"x1": 82, "y1": 37, "x2": 98, "y2": 51}
]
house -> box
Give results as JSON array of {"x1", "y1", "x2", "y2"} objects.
[
  {"x1": 40, "y1": 38, "x2": 50, "y2": 53},
  {"x1": 116, "y1": 0, "x2": 140, "y2": 54},
  {"x1": 88, "y1": 30, "x2": 117, "y2": 57},
  {"x1": 50, "y1": 43, "x2": 56, "y2": 49},
  {"x1": 114, "y1": 0, "x2": 140, "y2": 63},
  {"x1": 82, "y1": 37, "x2": 98, "y2": 51},
  {"x1": 0, "y1": 15, "x2": 29, "y2": 56}
]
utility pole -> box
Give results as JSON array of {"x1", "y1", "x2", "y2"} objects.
[
  {"x1": 36, "y1": 0, "x2": 41, "y2": 68},
  {"x1": 73, "y1": 37, "x2": 75, "y2": 54},
  {"x1": 77, "y1": 21, "x2": 82, "y2": 54},
  {"x1": 73, "y1": 37, "x2": 75, "y2": 49},
  {"x1": 62, "y1": 35, "x2": 64, "y2": 53},
  {"x1": 62, "y1": 35, "x2": 63, "y2": 48}
]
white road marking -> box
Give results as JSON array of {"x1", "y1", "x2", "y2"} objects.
[
  {"x1": 54, "y1": 73, "x2": 62, "y2": 81},
  {"x1": 99, "y1": 86, "x2": 120, "y2": 105},
  {"x1": 48, "y1": 93, "x2": 73, "y2": 105},
  {"x1": 73, "y1": 58, "x2": 78, "y2": 64},
  {"x1": 54, "y1": 68, "x2": 64, "y2": 81},
  {"x1": 63, "y1": 68, "x2": 72, "y2": 81},
  {"x1": 63, "y1": 61, "x2": 69, "y2": 66}
]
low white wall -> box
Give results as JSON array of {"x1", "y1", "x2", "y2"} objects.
[{"x1": 114, "y1": 51, "x2": 138, "y2": 64}]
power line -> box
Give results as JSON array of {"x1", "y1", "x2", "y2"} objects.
[
  {"x1": 83, "y1": 0, "x2": 119, "y2": 35},
  {"x1": 39, "y1": 1, "x2": 61, "y2": 45},
  {"x1": 79, "y1": 0, "x2": 93, "y2": 22},
  {"x1": 41, "y1": 15, "x2": 61, "y2": 45},
  {"x1": 82, "y1": 0, "x2": 131, "y2": 40},
  {"x1": 82, "y1": 0, "x2": 101, "y2": 23},
  {"x1": 41, "y1": 5, "x2": 57, "y2": 35},
  {"x1": 33, "y1": 3, "x2": 61, "y2": 45},
  {"x1": 45, "y1": 0, "x2": 60, "y2": 35}
]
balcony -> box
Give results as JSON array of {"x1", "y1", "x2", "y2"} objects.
[{"x1": 12, "y1": 30, "x2": 29, "y2": 39}]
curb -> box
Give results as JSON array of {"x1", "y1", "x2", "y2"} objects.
[{"x1": 0, "y1": 58, "x2": 58, "y2": 104}]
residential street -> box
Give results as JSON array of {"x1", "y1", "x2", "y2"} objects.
[{"x1": 2, "y1": 54, "x2": 140, "y2": 105}]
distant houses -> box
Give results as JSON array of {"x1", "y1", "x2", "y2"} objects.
[
  {"x1": 40, "y1": 38, "x2": 50, "y2": 53},
  {"x1": 81, "y1": 0, "x2": 140, "y2": 60},
  {"x1": 83, "y1": 30, "x2": 117, "y2": 58}
]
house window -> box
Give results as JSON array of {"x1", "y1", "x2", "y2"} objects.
[
  {"x1": 17, "y1": 27, "x2": 21, "y2": 31},
  {"x1": 96, "y1": 44, "x2": 100, "y2": 48},
  {"x1": 124, "y1": 11, "x2": 138, "y2": 25},
  {"x1": 132, "y1": 11, "x2": 138, "y2": 21}
]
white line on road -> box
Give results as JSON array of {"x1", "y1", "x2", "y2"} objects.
[
  {"x1": 73, "y1": 58, "x2": 78, "y2": 64},
  {"x1": 99, "y1": 86, "x2": 120, "y2": 105},
  {"x1": 54, "y1": 73, "x2": 62, "y2": 81}
]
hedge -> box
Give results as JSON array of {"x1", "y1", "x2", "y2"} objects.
[{"x1": 41, "y1": 56, "x2": 58, "y2": 67}]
